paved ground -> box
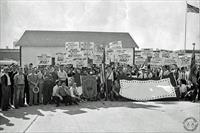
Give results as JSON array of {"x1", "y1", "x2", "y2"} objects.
[{"x1": 0, "y1": 101, "x2": 199, "y2": 132}]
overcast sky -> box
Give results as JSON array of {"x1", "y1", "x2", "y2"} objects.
[{"x1": 0, "y1": 0, "x2": 199, "y2": 50}]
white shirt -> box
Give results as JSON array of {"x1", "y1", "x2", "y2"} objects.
[
  {"x1": 0, "y1": 72, "x2": 3, "y2": 83},
  {"x1": 57, "y1": 70, "x2": 68, "y2": 81},
  {"x1": 180, "y1": 84, "x2": 187, "y2": 93},
  {"x1": 52, "y1": 85, "x2": 60, "y2": 97},
  {"x1": 69, "y1": 87, "x2": 75, "y2": 97}
]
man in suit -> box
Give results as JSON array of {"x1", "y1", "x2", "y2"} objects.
[
  {"x1": 1, "y1": 67, "x2": 12, "y2": 111},
  {"x1": 9, "y1": 65, "x2": 18, "y2": 106}
]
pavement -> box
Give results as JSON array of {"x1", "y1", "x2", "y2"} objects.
[{"x1": 0, "y1": 101, "x2": 199, "y2": 132}]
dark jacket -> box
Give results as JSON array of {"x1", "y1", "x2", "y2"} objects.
[{"x1": 1, "y1": 74, "x2": 8, "y2": 87}]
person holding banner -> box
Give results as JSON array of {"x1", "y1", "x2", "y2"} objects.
[{"x1": 106, "y1": 66, "x2": 114, "y2": 100}]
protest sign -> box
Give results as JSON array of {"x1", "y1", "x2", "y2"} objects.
[
  {"x1": 141, "y1": 48, "x2": 153, "y2": 58},
  {"x1": 161, "y1": 50, "x2": 170, "y2": 58},
  {"x1": 93, "y1": 52, "x2": 103, "y2": 65},
  {"x1": 153, "y1": 51, "x2": 160, "y2": 58},
  {"x1": 79, "y1": 42, "x2": 94, "y2": 59},
  {"x1": 73, "y1": 57, "x2": 87, "y2": 68},
  {"x1": 177, "y1": 56, "x2": 190, "y2": 67},
  {"x1": 65, "y1": 42, "x2": 82, "y2": 58},
  {"x1": 93, "y1": 45, "x2": 104, "y2": 65},
  {"x1": 37, "y1": 54, "x2": 51, "y2": 65},
  {"x1": 162, "y1": 58, "x2": 177, "y2": 65},
  {"x1": 114, "y1": 48, "x2": 133, "y2": 65},
  {"x1": 56, "y1": 53, "x2": 65, "y2": 64},
  {"x1": 150, "y1": 57, "x2": 162, "y2": 66},
  {"x1": 135, "y1": 57, "x2": 146, "y2": 65},
  {"x1": 56, "y1": 53, "x2": 74, "y2": 65},
  {"x1": 105, "y1": 48, "x2": 115, "y2": 64}
]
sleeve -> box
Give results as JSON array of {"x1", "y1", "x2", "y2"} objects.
[{"x1": 14, "y1": 75, "x2": 18, "y2": 85}]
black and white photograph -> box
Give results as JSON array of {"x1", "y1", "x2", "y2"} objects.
[{"x1": 0, "y1": 0, "x2": 200, "y2": 132}]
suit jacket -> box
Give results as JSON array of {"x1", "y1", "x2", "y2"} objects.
[{"x1": 1, "y1": 74, "x2": 8, "y2": 87}]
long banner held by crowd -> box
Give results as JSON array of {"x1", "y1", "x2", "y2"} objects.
[{"x1": 120, "y1": 78, "x2": 176, "y2": 101}]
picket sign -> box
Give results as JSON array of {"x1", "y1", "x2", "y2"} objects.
[{"x1": 37, "y1": 54, "x2": 51, "y2": 65}]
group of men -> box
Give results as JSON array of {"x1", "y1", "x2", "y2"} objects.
[
  {"x1": 0, "y1": 62, "x2": 200, "y2": 111},
  {"x1": 0, "y1": 64, "x2": 82, "y2": 111}
]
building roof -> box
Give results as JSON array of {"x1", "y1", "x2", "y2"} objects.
[
  {"x1": 16, "y1": 30, "x2": 139, "y2": 48},
  {"x1": 0, "y1": 49, "x2": 20, "y2": 61}
]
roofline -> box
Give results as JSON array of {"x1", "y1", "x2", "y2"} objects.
[
  {"x1": 16, "y1": 30, "x2": 139, "y2": 48},
  {"x1": 24, "y1": 30, "x2": 130, "y2": 34}
]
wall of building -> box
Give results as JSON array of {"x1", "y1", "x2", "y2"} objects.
[{"x1": 21, "y1": 46, "x2": 65, "y2": 66}]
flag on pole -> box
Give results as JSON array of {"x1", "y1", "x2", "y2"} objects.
[{"x1": 187, "y1": 3, "x2": 199, "y2": 13}]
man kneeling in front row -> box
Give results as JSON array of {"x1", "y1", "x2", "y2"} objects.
[{"x1": 52, "y1": 80, "x2": 80, "y2": 107}]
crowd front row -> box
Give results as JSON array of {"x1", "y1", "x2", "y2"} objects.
[{"x1": 0, "y1": 63, "x2": 200, "y2": 111}]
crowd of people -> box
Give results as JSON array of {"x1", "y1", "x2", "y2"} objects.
[{"x1": 0, "y1": 62, "x2": 199, "y2": 111}]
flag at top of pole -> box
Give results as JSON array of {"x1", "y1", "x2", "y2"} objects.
[{"x1": 187, "y1": 3, "x2": 199, "y2": 13}]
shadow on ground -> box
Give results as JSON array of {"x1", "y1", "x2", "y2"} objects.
[{"x1": 0, "y1": 101, "x2": 161, "y2": 131}]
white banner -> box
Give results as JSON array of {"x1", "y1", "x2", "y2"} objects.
[{"x1": 120, "y1": 78, "x2": 176, "y2": 101}]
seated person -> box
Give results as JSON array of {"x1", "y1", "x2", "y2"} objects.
[
  {"x1": 179, "y1": 79, "x2": 187, "y2": 99},
  {"x1": 69, "y1": 82, "x2": 81, "y2": 104},
  {"x1": 60, "y1": 82, "x2": 79, "y2": 105},
  {"x1": 52, "y1": 80, "x2": 62, "y2": 107}
]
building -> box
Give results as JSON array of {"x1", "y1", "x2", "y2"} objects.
[
  {"x1": 16, "y1": 30, "x2": 139, "y2": 66},
  {"x1": 0, "y1": 49, "x2": 20, "y2": 65}
]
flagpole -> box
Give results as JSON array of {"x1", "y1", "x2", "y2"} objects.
[
  {"x1": 199, "y1": 0, "x2": 200, "y2": 50},
  {"x1": 184, "y1": 1, "x2": 188, "y2": 51}
]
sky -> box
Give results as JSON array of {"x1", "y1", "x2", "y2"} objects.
[{"x1": 0, "y1": 0, "x2": 199, "y2": 50}]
